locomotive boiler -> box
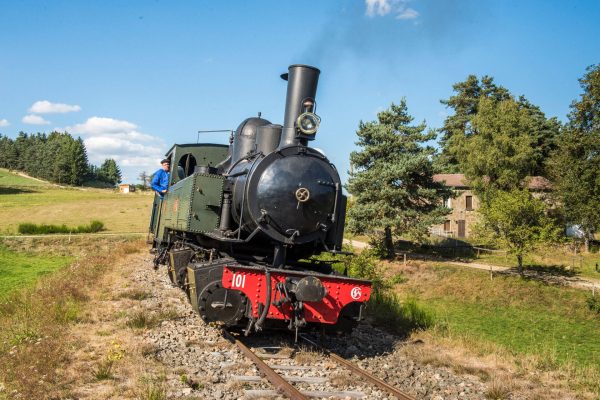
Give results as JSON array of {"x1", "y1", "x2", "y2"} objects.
[{"x1": 149, "y1": 65, "x2": 371, "y2": 335}]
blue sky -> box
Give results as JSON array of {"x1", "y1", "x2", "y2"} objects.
[{"x1": 1, "y1": 0, "x2": 599, "y2": 183}]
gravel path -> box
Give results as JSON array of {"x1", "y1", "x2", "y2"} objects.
[{"x1": 61, "y1": 250, "x2": 500, "y2": 399}]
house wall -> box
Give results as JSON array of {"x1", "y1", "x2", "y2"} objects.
[
  {"x1": 118, "y1": 185, "x2": 135, "y2": 193},
  {"x1": 431, "y1": 188, "x2": 480, "y2": 238}
]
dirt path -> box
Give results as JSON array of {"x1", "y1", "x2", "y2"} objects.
[
  {"x1": 447, "y1": 260, "x2": 600, "y2": 290},
  {"x1": 59, "y1": 251, "x2": 242, "y2": 399},
  {"x1": 344, "y1": 239, "x2": 600, "y2": 291}
]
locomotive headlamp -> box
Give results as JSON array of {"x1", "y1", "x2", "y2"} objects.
[{"x1": 296, "y1": 112, "x2": 320, "y2": 135}]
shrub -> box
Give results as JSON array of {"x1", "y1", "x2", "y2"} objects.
[
  {"x1": 88, "y1": 220, "x2": 104, "y2": 232},
  {"x1": 18, "y1": 220, "x2": 105, "y2": 235},
  {"x1": 386, "y1": 272, "x2": 408, "y2": 286},
  {"x1": 17, "y1": 223, "x2": 38, "y2": 235},
  {"x1": 368, "y1": 292, "x2": 435, "y2": 334},
  {"x1": 126, "y1": 311, "x2": 158, "y2": 329},
  {"x1": 137, "y1": 375, "x2": 167, "y2": 400},
  {"x1": 586, "y1": 294, "x2": 600, "y2": 315},
  {"x1": 346, "y1": 249, "x2": 379, "y2": 281}
]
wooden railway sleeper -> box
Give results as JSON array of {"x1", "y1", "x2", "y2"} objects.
[
  {"x1": 223, "y1": 329, "x2": 308, "y2": 400},
  {"x1": 299, "y1": 334, "x2": 417, "y2": 400}
]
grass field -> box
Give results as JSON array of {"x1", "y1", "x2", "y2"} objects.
[
  {"x1": 386, "y1": 261, "x2": 600, "y2": 394},
  {"x1": 0, "y1": 245, "x2": 72, "y2": 296},
  {"x1": 0, "y1": 168, "x2": 152, "y2": 234},
  {"x1": 0, "y1": 238, "x2": 145, "y2": 399}
]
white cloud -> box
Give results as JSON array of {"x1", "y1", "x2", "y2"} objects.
[
  {"x1": 64, "y1": 116, "x2": 167, "y2": 182},
  {"x1": 397, "y1": 7, "x2": 419, "y2": 19},
  {"x1": 22, "y1": 114, "x2": 50, "y2": 125},
  {"x1": 66, "y1": 116, "x2": 137, "y2": 136},
  {"x1": 365, "y1": 0, "x2": 419, "y2": 20},
  {"x1": 0, "y1": 119, "x2": 9, "y2": 127},
  {"x1": 84, "y1": 136, "x2": 163, "y2": 156},
  {"x1": 29, "y1": 100, "x2": 81, "y2": 114},
  {"x1": 366, "y1": 0, "x2": 393, "y2": 16}
]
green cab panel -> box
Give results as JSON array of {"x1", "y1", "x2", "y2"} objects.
[
  {"x1": 162, "y1": 173, "x2": 225, "y2": 233},
  {"x1": 153, "y1": 143, "x2": 229, "y2": 242}
]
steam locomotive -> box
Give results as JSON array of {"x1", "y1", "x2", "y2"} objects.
[{"x1": 149, "y1": 65, "x2": 372, "y2": 335}]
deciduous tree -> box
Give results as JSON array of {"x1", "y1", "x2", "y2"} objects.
[
  {"x1": 474, "y1": 189, "x2": 559, "y2": 274},
  {"x1": 437, "y1": 76, "x2": 559, "y2": 181},
  {"x1": 138, "y1": 171, "x2": 150, "y2": 189},
  {"x1": 436, "y1": 75, "x2": 510, "y2": 172},
  {"x1": 455, "y1": 97, "x2": 540, "y2": 198},
  {"x1": 550, "y1": 64, "x2": 600, "y2": 251}
]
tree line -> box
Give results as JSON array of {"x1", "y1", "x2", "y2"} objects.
[
  {"x1": 348, "y1": 63, "x2": 600, "y2": 267},
  {"x1": 0, "y1": 131, "x2": 122, "y2": 186}
]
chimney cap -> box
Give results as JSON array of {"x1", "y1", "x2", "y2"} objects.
[{"x1": 281, "y1": 64, "x2": 320, "y2": 81}]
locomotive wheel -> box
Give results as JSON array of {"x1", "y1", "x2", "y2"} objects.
[
  {"x1": 198, "y1": 281, "x2": 248, "y2": 326},
  {"x1": 327, "y1": 302, "x2": 361, "y2": 334}
]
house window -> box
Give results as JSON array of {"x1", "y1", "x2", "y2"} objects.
[
  {"x1": 443, "y1": 220, "x2": 451, "y2": 232},
  {"x1": 466, "y1": 195, "x2": 473, "y2": 211},
  {"x1": 457, "y1": 220, "x2": 466, "y2": 237},
  {"x1": 445, "y1": 197, "x2": 452, "y2": 209}
]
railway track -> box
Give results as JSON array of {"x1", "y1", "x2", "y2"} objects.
[{"x1": 222, "y1": 329, "x2": 416, "y2": 400}]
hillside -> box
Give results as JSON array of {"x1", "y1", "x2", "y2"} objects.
[{"x1": 0, "y1": 169, "x2": 152, "y2": 234}]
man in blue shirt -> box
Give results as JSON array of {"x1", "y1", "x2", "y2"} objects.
[{"x1": 151, "y1": 158, "x2": 170, "y2": 198}]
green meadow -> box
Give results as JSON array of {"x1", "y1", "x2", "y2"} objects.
[
  {"x1": 0, "y1": 245, "x2": 72, "y2": 295},
  {"x1": 388, "y1": 263, "x2": 600, "y2": 394},
  {"x1": 0, "y1": 168, "x2": 152, "y2": 296}
]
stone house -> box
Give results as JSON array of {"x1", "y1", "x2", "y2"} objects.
[
  {"x1": 430, "y1": 174, "x2": 552, "y2": 238},
  {"x1": 118, "y1": 184, "x2": 136, "y2": 194}
]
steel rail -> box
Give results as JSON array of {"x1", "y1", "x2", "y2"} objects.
[
  {"x1": 299, "y1": 335, "x2": 417, "y2": 400},
  {"x1": 222, "y1": 329, "x2": 308, "y2": 400}
]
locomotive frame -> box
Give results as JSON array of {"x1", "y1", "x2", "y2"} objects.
[{"x1": 149, "y1": 65, "x2": 372, "y2": 336}]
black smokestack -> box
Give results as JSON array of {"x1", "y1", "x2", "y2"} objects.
[{"x1": 280, "y1": 64, "x2": 320, "y2": 147}]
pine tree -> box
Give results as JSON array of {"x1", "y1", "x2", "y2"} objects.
[
  {"x1": 14, "y1": 132, "x2": 30, "y2": 172},
  {"x1": 44, "y1": 132, "x2": 58, "y2": 181},
  {"x1": 0, "y1": 135, "x2": 17, "y2": 169},
  {"x1": 47, "y1": 132, "x2": 71, "y2": 184},
  {"x1": 69, "y1": 137, "x2": 88, "y2": 185},
  {"x1": 98, "y1": 159, "x2": 122, "y2": 185},
  {"x1": 346, "y1": 100, "x2": 451, "y2": 257}
]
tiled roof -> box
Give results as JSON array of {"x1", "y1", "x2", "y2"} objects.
[
  {"x1": 526, "y1": 176, "x2": 552, "y2": 190},
  {"x1": 432, "y1": 174, "x2": 468, "y2": 187},
  {"x1": 433, "y1": 174, "x2": 552, "y2": 190}
]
